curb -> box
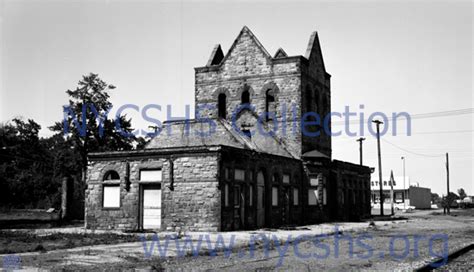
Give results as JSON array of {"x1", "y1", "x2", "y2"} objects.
[{"x1": 415, "y1": 243, "x2": 474, "y2": 271}]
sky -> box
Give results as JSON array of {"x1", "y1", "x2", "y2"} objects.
[{"x1": 1, "y1": 0, "x2": 472, "y2": 195}]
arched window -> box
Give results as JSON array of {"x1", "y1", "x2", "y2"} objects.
[
  {"x1": 241, "y1": 90, "x2": 250, "y2": 104},
  {"x1": 102, "y1": 170, "x2": 120, "y2": 208},
  {"x1": 103, "y1": 170, "x2": 120, "y2": 181},
  {"x1": 265, "y1": 89, "x2": 275, "y2": 121},
  {"x1": 218, "y1": 93, "x2": 227, "y2": 119}
]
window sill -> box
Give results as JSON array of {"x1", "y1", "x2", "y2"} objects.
[{"x1": 102, "y1": 207, "x2": 121, "y2": 210}]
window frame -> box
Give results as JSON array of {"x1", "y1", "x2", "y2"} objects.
[
  {"x1": 241, "y1": 90, "x2": 250, "y2": 104},
  {"x1": 272, "y1": 186, "x2": 279, "y2": 207},
  {"x1": 308, "y1": 188, "x2": 318, "y2": 206},
  {"x1": 218, "y1": 93, "x2": 227, "y2": 119},
  {"x1": 249, "y1": 185, "x2": 254, "y2": 207},
  {"x1": 102, "y1": 184, "x2": 121, "y2": 209},
  {"x1": 139, "y1": 168, "x2": 163, "y2": 183},
  {"x1": 265, "y1": 89, "x2": 276, "y2": 121},
  {"x1": 223, "y1": 183, "x2": 229, "y2": 207},
  {"x1": 293, "y1": 188, "x2": 299, "y2": 206}
]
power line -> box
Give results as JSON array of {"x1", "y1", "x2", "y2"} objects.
[
  {"x1": 397, "y1": 129, "x2": 474, "y2": 136},
  {"x1": 381, "y1": 138, "x2": 444, "y2": 158},
  {"x1": 332, "y1": 107, "x2": 474, "y2": 125},
  {"x1": 332, "y1": 129, "x2": 474, "y2": 141}
]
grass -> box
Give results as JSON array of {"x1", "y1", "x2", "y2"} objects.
[{"x1": 0, "y1": 231, "x2": 140, "y2": 254}]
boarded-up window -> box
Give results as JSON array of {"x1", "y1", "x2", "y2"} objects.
[
  {"x1": 283, "y1": 174, "x2": 290, "y2": 184},
  {"x1": 224, "y1": 184, "x2": 229, "y2": 207},
  {"x1": 323, "y1": 188, "x2": 327, "y2": 205},
  {"x1": 257, "y1": 171, "x2": 264, "y2": 185},
  {"x1": 308, "y1": 189, "x2": 318, "y2": 205},
  {"x1": 140, "y1": 169, "x2": 162, "y2": 182},
  {"x1": 249, "y1": 186, "x2": 253, "y2": 206},
  {"x1": 293, "y1": 188, "x2": 299, "y2": 205},
  {"x1": 234, "y1": 169, "x2": 245, "y2": 181},
  {"x1": 103, "y1": 185, "x2": 120, "y2": 208},
  {"x1": 272, "y1": 187, "x2": 278, "y2": 206},
  {"x1": 225, "y1": 168, "x2": 229, "y2": 180},
  {"x1": 234, "y1": 186, "x2": 240, "y2": 207}
]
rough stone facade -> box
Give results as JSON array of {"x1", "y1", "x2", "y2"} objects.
[
  {"x1": 195, "y1": 27, "x2": 331, "y2": 159},
  {"x1": 85, "y1": 26, "x2": 371, "y2": 232}
]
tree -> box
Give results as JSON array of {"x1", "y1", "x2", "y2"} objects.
[
  {"x1": 431, "y1": 193, "x2": 440, "y2": 204},
  {"x1": 48, "y1": 73, "x2": 137, "y2": 218},
  {"x1": 448, "y1": 192, "x2": 460, "y2": 200},
  {"x1": 457, "y1": 188, "x2": 467, "y2": 200},
  {"x1": 0, "y1": 118, "x2": 58, "y2": 208},
  {"x1": 135, "y1": 136, "x2": 150, "y2": 150},
  {"x1": 50, "y1": 73, "x2": 135, "y2": 184}
]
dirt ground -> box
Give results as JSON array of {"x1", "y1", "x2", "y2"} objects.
[
  {"x1": 157, "y1": 209, "x2": 474, "y2": 271},
  {"x1": 1, "y1": 209, "x2": 473, "y2": 271},
  {"x1": 0, "y1": 231, "x2": 139, "y2": 254}
]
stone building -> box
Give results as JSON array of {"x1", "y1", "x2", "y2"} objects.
[{"x1": 85, "y1": 26, "x2": 371, "y2": 232}]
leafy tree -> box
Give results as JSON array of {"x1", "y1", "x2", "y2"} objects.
[
  {"x1": 457, "y1": 188, "x2": 467, "y2": 199},
  {"x1": 0, "y1": 74, "x2": 142, "y2": 215},
  {"x1": 448, "y1": 192, "x2": 460, "y2": 200},
  {"x1": 136, "y1": 136, "x2": 150, "y2": 150},
  {"x1": 430, "y1": 193, "x2": 440, "y2": 204},
  {"x1": 49, "y1": 73, "x2": 135, "y2": 184},
  {"x1": 0, "y1": 119, "x2": 58, "y2": 208}
]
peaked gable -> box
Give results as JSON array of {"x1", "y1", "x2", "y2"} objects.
[
  {"x1": 305, "y1": 31, "x2": 326, "y2": 72},
  {"x1": 218, "y1": 26, "x2": 273, "y2": 73},
  {"x1": 273, "y1": 48, "x2": 288, "y2": 58},
  {"x1": 206, "y1": 44, "x2": 224, "y2": 66}
]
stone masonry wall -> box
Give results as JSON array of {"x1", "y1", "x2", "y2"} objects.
[
  {"x1": 85, "y1": 153, "x2": 220, "y2": 232},
  {"x1": 195, "y1": 29, "x2": 303, "y2": 158},
  {"x1": 162, "y1": 154, "x2": 220, "y2": 232},
  {"x1": 85, "y1": 158, "x2": 166, "y2": 230},
  {"x1": 195, "y1": 27, "x2": 332, "y2": 159}
]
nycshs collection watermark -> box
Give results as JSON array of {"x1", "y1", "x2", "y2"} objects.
[
  {"x1": 61, "y1": 103, "x2": 411, "y2": 138},
  {"x1": 140, "y1": 226, "x2": 448, "y2": 268}
]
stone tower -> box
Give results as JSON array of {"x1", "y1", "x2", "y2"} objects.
[{"x1": 194, "y1": 26, "x2": 331, "y2": 158}]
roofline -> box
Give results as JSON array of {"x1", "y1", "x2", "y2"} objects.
[
  {"x1": 194, "y1": 55, "x2": 308, "y2": 73},
  {"x1": 88, "y1": 144, "x2": 301, "y2": 162},
  {"x1": 88, "y1": 145, "x2": 222, "y2": 160},
  {"x1": 331, "y1": 159, "x2": 372, "y2": 172}
]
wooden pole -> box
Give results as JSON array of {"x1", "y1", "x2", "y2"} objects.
[
  {"x1": 446, "y1": 152, "x2": 450, "y2": 215},
  {"x1": 373, "y1": 120, "x2": 384, "y2": 216},
  {"x1": 357, "y1": 137, "x2": 366, "y2": 166}
]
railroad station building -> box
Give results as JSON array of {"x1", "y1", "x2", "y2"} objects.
[{"x1": 85, "y1": 26, "x2": 372, "y2": 232}]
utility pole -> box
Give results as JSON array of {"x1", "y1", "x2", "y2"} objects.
[
  {"x1": 389, "y1": 170, "x2": 395, "y2": 216},
  {"x1": 401, "y1": 156, "x2": 406, "y2": 210},
  {"x1": 446, "y1": 152, "x2": 450, "y2": 215},
  {"x1": 356, "y1": 137, "x2": 366, "y2": 165},
  {"x1": 372, "y1": 120, "x2": 384, "y2": 216}
]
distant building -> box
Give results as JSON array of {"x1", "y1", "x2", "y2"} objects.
[{"x1": 370, "y1": 176, "x2": 431, "y2": 209}]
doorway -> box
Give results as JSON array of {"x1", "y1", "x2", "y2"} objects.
[{"x1": 140, "y1": 184, "x2": 161, "y2": 230}]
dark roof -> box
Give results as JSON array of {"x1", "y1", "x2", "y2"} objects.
[
  {"x1": 145, "y1": 119, "x2": 295, "y2": 158},
  {"x1": 302, "y1": 149, "x2": 329, "y2": 159}
]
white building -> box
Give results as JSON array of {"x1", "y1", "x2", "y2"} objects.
[{"x1": 370, "y1": 176, "x2": 431, "y2": 209}]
